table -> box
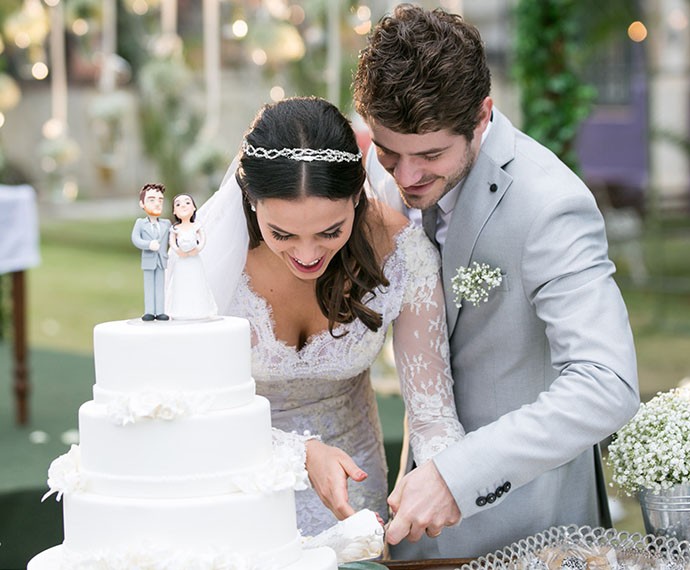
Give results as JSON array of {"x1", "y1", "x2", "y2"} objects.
[
  {"x1": 0, "y1": 184, "x2": 40, "y2": 425},
  {"x1": 385, "y1": 559, "x2": 473, "y2": 569}
]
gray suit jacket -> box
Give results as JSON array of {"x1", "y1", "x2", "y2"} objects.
[
  {"x1": 131, "y1": 217, "x2": 171, "y2": 270},
  {"x1": 367, "y1": 108, "x2": 639, "y2": 559}
]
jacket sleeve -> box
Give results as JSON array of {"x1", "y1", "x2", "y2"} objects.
[{"x1": 131, "y1": 218, "x2": 150, "y2": 251}]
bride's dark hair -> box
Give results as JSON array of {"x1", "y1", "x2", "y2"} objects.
[
  {"x1": 171, "y1": 193, "x2": 197, "y2": 224},
  {"x1": 236, "y1": 96, "x2": 389, "y2": 336}
]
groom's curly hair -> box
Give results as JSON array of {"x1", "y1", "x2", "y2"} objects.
[
  {"x1": 236, "y1": 96, "x2": 389, "y2": 337},
  {"x1": 139, "y1": 182, "x2": 165, "y2": 202},
  {"x1": 353, "y1": 3, "x2": 491, "y2": 140}
]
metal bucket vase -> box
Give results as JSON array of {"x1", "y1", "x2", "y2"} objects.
[{"x1": 639, "y1": 483, "x2": 690, "y2": 541}]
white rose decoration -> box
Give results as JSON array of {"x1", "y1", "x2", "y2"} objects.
[{"x1": 42, "y1": 444, "x2": 85, "y2": 501}]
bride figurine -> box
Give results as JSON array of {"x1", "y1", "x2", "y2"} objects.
[{"x1": 166, "y1": 193, "x2": 217, "y2": 320}]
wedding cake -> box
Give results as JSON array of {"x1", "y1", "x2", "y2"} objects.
[{"x1": 28, "y1": 317, "x2": 339, "y2": 570}]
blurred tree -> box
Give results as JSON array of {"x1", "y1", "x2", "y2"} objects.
[
  {"x1": 0, "y1": 0, "x2": 29, "y2": 185},
  {"x1": 0, "y1": 0, "x2": 22, "y2": 28},
  {"x1": 116, "y1": 0, "x2": 157, "y2": 77},
  {"x1": 243, "y1": 0, "x2": 367, "y2": 112},
  {"x1": 513, "y1": 0, "x2": 597, "y2": 172},
  {"x1": 513, "y1": 0, "x2": 642, "y2": 172},
  {"x1": 137, "y1": 51, "x2": 204, "y2": 195}
]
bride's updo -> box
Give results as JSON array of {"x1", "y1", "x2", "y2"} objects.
[{"x1": 235, "y1": 96, "x2": 389, "y2": 336}]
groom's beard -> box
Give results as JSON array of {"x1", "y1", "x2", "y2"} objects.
[{"x1": 398, "y1": 141, "x2": 476, "y2": 211}]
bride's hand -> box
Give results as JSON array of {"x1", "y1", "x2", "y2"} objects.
[{"x1": 305, "y1": 439, "x2": 368, "y2": 521}]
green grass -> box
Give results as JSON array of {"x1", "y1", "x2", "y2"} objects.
[{"x1": 21, "y1": 218, "x2": 142, "y2": 355}]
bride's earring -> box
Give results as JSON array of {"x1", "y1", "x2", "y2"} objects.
[{"x1": 250, "y1": 203, "x2": 256, "y2": 212}]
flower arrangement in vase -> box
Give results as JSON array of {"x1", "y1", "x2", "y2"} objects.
[{"x1": 607, "y1": 385, "x2": 690, "y2": 539}]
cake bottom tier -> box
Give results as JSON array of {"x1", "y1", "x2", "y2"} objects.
[
  {"x1": 27, "y1": 544, "x2": 338, "y2": 570},
  {"x1": 60, "y1": 488, "x2": 305, "y2": 564}
]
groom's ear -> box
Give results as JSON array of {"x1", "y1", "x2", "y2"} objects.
[{"x1": 476, "y1": 97, "x2": 493, "y2": 134}]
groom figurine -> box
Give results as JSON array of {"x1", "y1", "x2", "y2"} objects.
[
  {"x1": 131, "y1": 183, "x2": 171, "y2": 321},
  {"x1": 353, "y1": 4, "x2": 640, "y2": 559}
]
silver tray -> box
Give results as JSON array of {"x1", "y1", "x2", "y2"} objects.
[{"x1": 460, "y1": 525, "x2": 690, "y2": 570}]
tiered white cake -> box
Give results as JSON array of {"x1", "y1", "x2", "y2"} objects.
[{"x1": 28, "y1": 317, "x2": 338, "y2": 570}]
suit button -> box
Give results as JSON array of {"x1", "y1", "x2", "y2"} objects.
[
  {"x1": 476, "y1": 496, "x2": 487, "y2": 507},
  {"x1": 486, "y1": 493, "x2": 497, "y2": 503},
  {"x1": 495, "y1": 486, "x2": 504, "y2": 497},
  {"x1": 503, "y1": 482, "x2": 512, "y2": 493},
  {"x1": 489, "y1": 183, "x2": 498, "y2": 192}
]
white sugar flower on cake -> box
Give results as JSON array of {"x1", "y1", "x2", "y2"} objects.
[
  {"x1": 106, "y1": 391, "x2": 214, "y2": 425},
  {"x1": 42, "y1": 445, "x2": 85, "y2": 501},
  {"x1": 232, "y1": 429, "x2": 311, "y2": 493},
  {"x1": 268, "y1": 430, "x2": 311, "y2": 491}
]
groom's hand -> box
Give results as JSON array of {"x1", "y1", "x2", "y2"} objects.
[
  {"x1": 386, "y1": 460, "x2": 461, "y2": 544},
  {"x1": 305, "y1": 439, "x2": 368, "y2": 521}
]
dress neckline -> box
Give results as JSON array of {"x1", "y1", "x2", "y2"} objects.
[
  {"x1": 240, "y1": 271, "x2": 342, "y2": 354},
  {"x1": 241, "y1": 222, "x2": 415, "y2": 354}
]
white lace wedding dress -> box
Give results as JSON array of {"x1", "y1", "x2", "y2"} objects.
[{"x1": 227, "y1": 224, "x2": 464, "y2": 536}]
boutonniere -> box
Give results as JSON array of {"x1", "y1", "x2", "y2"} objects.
[{"x1": 451, "y1": 262, "x2": 502, "y2": 308}]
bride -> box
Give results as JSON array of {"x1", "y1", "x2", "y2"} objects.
[{"x1": 198, "y1": 96, "x2": 464, "y2": 536}]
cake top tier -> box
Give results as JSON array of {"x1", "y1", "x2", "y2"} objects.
[{"x1": 92, "y1": 317, "x2": 253, "y2": 408}]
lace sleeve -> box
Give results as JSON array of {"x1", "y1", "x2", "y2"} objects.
[{"x1": 391, "y1": 227, "x2": 465, "y2": 465}]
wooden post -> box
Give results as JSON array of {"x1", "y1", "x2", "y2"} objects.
[{"x1": 12, "y1": 271, "x2": 29, "y2": 425}]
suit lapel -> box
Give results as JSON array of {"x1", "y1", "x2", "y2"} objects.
[
  {"x1": 142, "y1": 219, "x2": 153, "y2": 239},
  {"x1": 443, "y1": 109, "x2": 515, "y2": 335}
]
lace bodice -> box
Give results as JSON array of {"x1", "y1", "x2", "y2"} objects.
[{"x1": 227, "y1": 223, "x2": 463, "y2": 533}]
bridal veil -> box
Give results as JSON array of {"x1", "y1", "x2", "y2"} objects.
[{"x1": 195, "y1": 158, "x2": 249, "y2": 315}]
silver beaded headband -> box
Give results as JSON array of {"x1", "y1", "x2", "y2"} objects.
[{"x1": 242, "y1": 140, "x2": 362, "y2": 163}]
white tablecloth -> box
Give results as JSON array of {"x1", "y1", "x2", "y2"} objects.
[{"x1": 0, "y1": 184, "x2": 41, "y2": 274}]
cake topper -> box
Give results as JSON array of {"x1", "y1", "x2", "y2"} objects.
[
  {"x1": 131, "y1": 183, "x2": 171, "y2": 321},
  {"x1": 165, "y1": 193, "x2": 218, "y2": 320}
]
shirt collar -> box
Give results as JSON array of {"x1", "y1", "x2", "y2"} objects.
[{"x1": 438, "y1": 182, "x2": 461, "y2": 216}]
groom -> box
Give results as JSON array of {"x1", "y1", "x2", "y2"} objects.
[{"x1": 353, "y1": 4, "x2": 640, "y2": 559}]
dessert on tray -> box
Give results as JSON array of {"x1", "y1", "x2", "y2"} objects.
[{"x1": 461, "y1": 525, "x2": 690, "y2": 570}]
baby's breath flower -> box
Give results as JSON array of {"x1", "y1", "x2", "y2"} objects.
[
  {"x1": 451, "y1": 262, "x2": 502, "y2": 308},
  {"x1": 607, "y1": 387, "x2": 690, "y2": 495}
]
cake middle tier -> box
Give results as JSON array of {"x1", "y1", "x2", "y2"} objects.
[{"x1": 78, "y1": 395, "x2": 273, "y2": 498}]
